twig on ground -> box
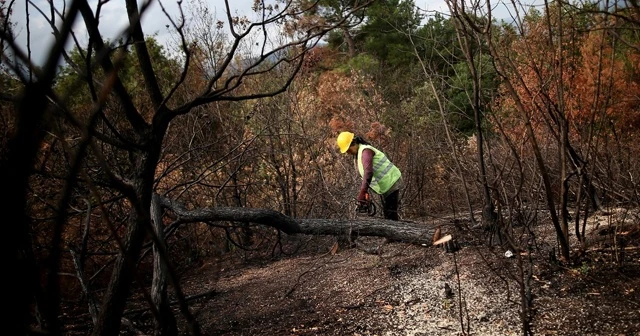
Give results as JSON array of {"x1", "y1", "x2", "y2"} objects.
[
  {"x1": 122, "y1": 289, "x2": 217, "y2": 316},
  {"x1": 338, "y1": 285, "x2": 390, "y2": 309},
  {"x1": 282, "y1": 256, "x2": 330, "y2": 298}
]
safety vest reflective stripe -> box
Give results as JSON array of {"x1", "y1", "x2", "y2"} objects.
[
  {"x1": 370, "y1": 157, "x2": 394, "y2": 188},
  {"x1": 357, "y1": 145, "x2": 401, "y2": 194},
  {"x1": 373, "y1": 156, "x2": 388, "y2": 172}
]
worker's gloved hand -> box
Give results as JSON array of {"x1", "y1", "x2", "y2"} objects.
[{"x1": 357, "y1": 189, "x2": 369, "y2": 205}]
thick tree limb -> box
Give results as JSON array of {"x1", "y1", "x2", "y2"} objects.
[
  {"x1": 297, "y1": 219, "x2": 436, "y2": 245},
  {"x1": 158, "y1": 196, "x2": 301, "y2": 234},
  {"x1": 157, "y1": 195, "x2": 437, "y2": 245}
]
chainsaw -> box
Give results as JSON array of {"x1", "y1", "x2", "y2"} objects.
[{"x1": 355, "y1": 193, "x2": 376, "y2": 216}]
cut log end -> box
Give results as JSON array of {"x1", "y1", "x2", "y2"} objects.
[{"x1": 432, "y1": 234, "x2": 452, "y2": 246}]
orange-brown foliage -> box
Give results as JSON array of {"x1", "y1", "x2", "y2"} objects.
[
  {"x1": 493, "y1": 14, "x2": 640, "y2": 143},
  {"x1": 315, "y1": 69, "x2": 389, "y2": 142},
  {"x1": 570, "y1": 30, "x2": 640, "y2": 134}
]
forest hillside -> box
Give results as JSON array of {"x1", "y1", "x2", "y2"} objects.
[{"x1": 1, "y1": 0, "x2": 639, "y2": 335}]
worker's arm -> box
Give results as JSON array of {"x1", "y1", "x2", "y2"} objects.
[{"x1": 358, "y1": 148, "x2": 374, "y2": 201}]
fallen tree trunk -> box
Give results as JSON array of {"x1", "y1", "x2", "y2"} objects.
[
  {"x1": 297, "y1": 218, "x2": 436, "y2": 245},
  {"x1": 158, "y1": 195, "x2": 438, "y2": 245}
]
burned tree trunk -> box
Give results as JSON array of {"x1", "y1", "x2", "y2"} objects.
[
  {"x1": 159, "y1": 195, "x2": 439, "y2": 246},
  {"x1": 150, "y1": 194, "x2": 177, "y2": 336},
  {"x1": 297, "y1": 219, "x2": 437, "y2": 245}
]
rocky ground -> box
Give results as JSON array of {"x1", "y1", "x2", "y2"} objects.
[{"x1": 123, "y1": 209, "x2": 640, "y2": 336}]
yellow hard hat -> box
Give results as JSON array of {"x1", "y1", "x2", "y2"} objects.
[{"x1": 337, "y1": 131, "x2": 355, "y2": 153}]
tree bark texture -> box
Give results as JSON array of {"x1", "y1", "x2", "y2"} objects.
[
  {"x1": 297, "y1": 219, "x2": 436, "y2": 245},
  {"x1": 159, "y1": 195, "x2": 439, "y2": 246},
  {"x1": 151, "y1": 194, "x2": 177, "y2": 336}
]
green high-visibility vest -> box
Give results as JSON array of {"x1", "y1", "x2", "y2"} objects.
[{"x1": 357, "y1": 144, "x2": 402, "y2": 195}]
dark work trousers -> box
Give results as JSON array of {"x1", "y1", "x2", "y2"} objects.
[{"x1": 381, "y1": 190, "x2": 400, "y2": 220}]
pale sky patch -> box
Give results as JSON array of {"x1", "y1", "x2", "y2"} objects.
[{"x1": 7, "y1": 0, "x2": 538, "y2": 66}]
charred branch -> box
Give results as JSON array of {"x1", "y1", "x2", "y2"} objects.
[{"x1": 157, "y1": 195, "x2": 439, "y2": 245}]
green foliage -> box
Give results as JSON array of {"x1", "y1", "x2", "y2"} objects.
[
  {"x1": 0, "y1": 69, "x2": 20, "y2": 95},
  {"x1": 387, "y1": 83, "x2": 441, "y2": 135},
  {"x1": 325, "y1": 30, "x2": 346, "y2": 51},
  {"x1": 337, "y1": 53, "x2": 379, "y2": 74},
  {"x1": 442, "y1": 298, "x2": 452, "y2": 310},
  {"x1": 54, "y1": 37, "x2": 180, "y2": 111},
  {"x1": 446, "y1": 54, "x2": 499, "y2": 134},
  {"x1": 313, "y1": 0, "x2": 367, "y2": 22},
  {"x1": 412, "y1": 13, "x2": 464, "y2": 76},
  {"x1": 579, "y1": 261, "x2": 591, "y2": 275},
  {"x1": 359, "y1": 0, "x2": 423, "y2": 67},
  {"x1": 358, "y1": 9, "x2": 498, "y2": 134},
  {"x1": 301, "y1": 0, "x2": 367, "y2": 55}
]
